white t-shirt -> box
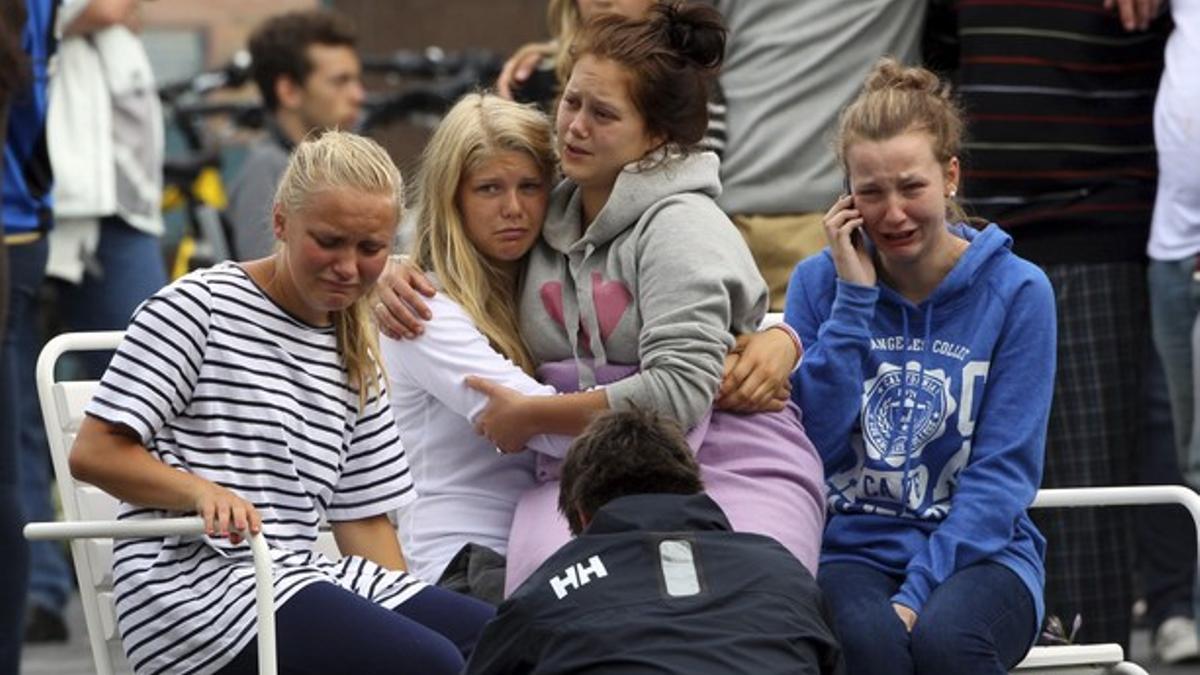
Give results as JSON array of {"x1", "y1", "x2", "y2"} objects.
[
  {"x1": 1149, "y1": 0, "x2": 1200, "y2": 260},
  {"x1": 87, "y1": 262, "x2": 423, "y2": 675},
  {"x1": 384, "y1": 291, "x2": 571, "y2": 583}
]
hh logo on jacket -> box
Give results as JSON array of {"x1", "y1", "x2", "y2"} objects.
[{"x1": 550, "y1": 555, "x2": 609, "y2": 600}]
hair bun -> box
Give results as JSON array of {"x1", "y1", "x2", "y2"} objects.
[
  {"x1": 863, "y1": 57, "x2": 952, "y2": 101},
  {"x1": 657, "y1": 1, "x2": 726, "y2": 71}
]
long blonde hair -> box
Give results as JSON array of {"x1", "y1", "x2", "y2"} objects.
[
  {"x1": 547, "y1": 0, "x2": 583, "y2": 87},
  {"x1": 274, "y1": 130, "x2": 403, "y2": 405},
  {"x1": 837, "y1": 57, "x2": 968, "y2": 224},
  {"x1": 411, "y1": 93, "x2": 555, "y2": 374}
]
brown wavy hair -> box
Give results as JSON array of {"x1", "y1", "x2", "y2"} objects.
[{"x1": 568, "y1": 1, "x2": 725, "y2": 152}]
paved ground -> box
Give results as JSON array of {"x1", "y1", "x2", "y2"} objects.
[{"x1": 19, "y1": 594, "x2": 1200, "y2": 674}]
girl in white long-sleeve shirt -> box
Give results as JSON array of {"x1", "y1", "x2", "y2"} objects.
[{"x1": 381, "y1": 94, "x2": 570, "y2": 589}]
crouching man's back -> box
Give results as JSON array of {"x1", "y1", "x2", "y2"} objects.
[{"x1": 465, "y1": 409, "x2": 843, "y2": 675}]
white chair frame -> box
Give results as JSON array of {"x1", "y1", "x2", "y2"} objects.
[
  {"x1": 1011, "y1": 485, "x2": 1200, "y2": 674},
  {"x1": 23, "y1": 330, "x2": 277, "y2": 675}
]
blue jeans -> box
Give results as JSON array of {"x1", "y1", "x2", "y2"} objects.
[
  {"x1": 0, "y1": 238, "x2": 41, "y2": 674},
  {"x1": 1148, "y1": 256, "x2": 1200, "y2": 484},
  {"x1": 819, "y1": 561, "x2": 1036, "y2": 675},
  {"x1": 1135, "y1": 347, "x2": 1196, "y2": 630},
  {"x1": 18, "y1": 217, "x2": 167, "y2": 613},
  {"x1": 217, "y1": 583, "x2": 496, "y2": 675}
]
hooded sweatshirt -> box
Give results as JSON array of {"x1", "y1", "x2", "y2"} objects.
[
  {"x1": 785, "y1": 223, "x2": 1054, "y2": 628},
  {"x1": 520, "y1": 152, "x2": 767, "y2": 428}
]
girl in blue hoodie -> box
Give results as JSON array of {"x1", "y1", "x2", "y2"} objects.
[{"x1": 786, "y1": 58, "x2": 1056, "y2": 674}]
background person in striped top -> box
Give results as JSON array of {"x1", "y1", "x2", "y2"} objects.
[{"x1": 67, "y1": 131, "x2": 494, "y2": 675}]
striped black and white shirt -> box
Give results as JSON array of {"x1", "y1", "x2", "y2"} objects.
[{"x1": 85, "y1": 261, "x2": 422, "y2": 675}]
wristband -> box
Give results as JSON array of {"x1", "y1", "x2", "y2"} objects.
[{"x1": 767, "y1": 322, "x2": 804, "y2": 373}]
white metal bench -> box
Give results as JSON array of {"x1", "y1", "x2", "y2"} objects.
[{"x1": 1012, "y1": 486, "x2": 1200, "y2": 674}]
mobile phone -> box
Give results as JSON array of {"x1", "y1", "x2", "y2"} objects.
[
  {"x1": 850, "y1": 223, "x2": 864, "y2": 251},
  {"x1": 842, "y1": 173, "x2": 864, "y2": 250}
]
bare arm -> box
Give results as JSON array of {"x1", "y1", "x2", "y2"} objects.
[
  {"x1": 331, "y1": 514, "x2": 406, "y2": 571},
  {"x1": 515, "y1": 389, "x2": 608, "y2": 435},
  {"x1": 465, "y1": 377, "x2": 608, "y2": 453},
  {"x1": 716, "y1": 327, "x2": 798, "y2": 412},
  {"x1": 373, "y1": 256, "x2": 436, "y2": 340},
  {"x1": 69, "y1": 415, "x2": 262, "y2": 542},
  {"x1": 64, "y1": 0, "x2": 138, "y2": 36}
]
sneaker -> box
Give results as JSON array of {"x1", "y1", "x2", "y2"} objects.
[
  {"x1": 22, "y1": 605, "x2": 68, "y2": 644},
  {"x1": 1154, "y1": 615, "x2": 1200, "y2": 664},
  {"x1": 1132, "y1": 597, "x2": 1148, "y2": 628}
]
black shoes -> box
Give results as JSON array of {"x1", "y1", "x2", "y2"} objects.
[{"x1": 23, "y1": 605, "x2": 68, "y2": 644}]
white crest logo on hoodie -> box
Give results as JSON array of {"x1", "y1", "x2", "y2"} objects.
[{"x1": 861, "y1": 361, "x2": 957, "y2": 468}]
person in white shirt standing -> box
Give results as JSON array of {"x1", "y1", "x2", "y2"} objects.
[
  {"x1": 1145, "y1": 0, "x2": 1200, "y2": 661},
  {"x1": 1148, "y1": 0, "x2": 1200, "y2": 488}
]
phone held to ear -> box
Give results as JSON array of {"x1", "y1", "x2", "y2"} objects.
[
  {"x1": 843, "y1": 173, "x2": 865, "y2": 251},
  {"x1": 850, "y1": 223, "x2": 864, "y2": 251}
]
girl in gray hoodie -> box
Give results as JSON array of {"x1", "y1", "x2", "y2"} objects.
[{"x1": 470, "y1": 3, "x2": 826, "y2": 592}]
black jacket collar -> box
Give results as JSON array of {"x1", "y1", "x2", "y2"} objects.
[{"x1": 584, "y1": 493, "x2": 732, "y2": 536}]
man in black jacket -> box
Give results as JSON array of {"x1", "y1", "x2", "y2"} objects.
[{"x1": 465, "y1": 409, "x2": 843, "y2": 675}]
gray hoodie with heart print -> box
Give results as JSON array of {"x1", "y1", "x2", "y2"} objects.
[{"x1": 518, "y1": 151, "x2": 769, "y2": 429}]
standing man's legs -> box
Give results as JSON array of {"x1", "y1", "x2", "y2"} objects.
[
  {"x1": 2, "y1": 238, "x2": 44, "y2": 663},
  {"x1": 1148, "y1": 256, "x2": 1200, "y2": 480},
  {"x1": 21, "y1": 217, "x2": 167, "y2": 640},
  {"x1": 11, "y1": 236, "x2": 70, "y2": 641},
  {"x1": 1146, "y1": 254, "x2": 1200, "y2": 661},
  {"x1": 732, "y1": 212, "x2": 826, "y2": 312}
]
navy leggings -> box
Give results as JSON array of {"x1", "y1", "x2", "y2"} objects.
[
  {"x1": 217, "y1": 582, "x2": 495, "y2": 675},
  {"x1": 819, "y1": 561, "x2": 1036, "y2": 675}
]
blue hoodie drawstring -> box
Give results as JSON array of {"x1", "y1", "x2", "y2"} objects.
[
  {"x1": 896, "y1": 308, "x2": 910, "y2": 483},
  {"x1": 896, "y1": 302, "x2": 935, "y2": 515}
]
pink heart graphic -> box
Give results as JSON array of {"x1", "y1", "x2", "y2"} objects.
[
  {"x1": 539, "y1": 281, "x2": 565, "y2": 328},
  {"x1": 540, "y1": 280, "x2": 591, "y2": 350},
  {"x1": 591, "y1": 272, "x2": 631, "y2": 342}
]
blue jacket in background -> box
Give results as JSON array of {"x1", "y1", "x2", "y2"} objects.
[
  {"x1": 3, "y1": 0, "x2": 55, "y2": 234},
  {"x1": 785, "y1": 223, "x2": 1054, "y2": 632}
]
